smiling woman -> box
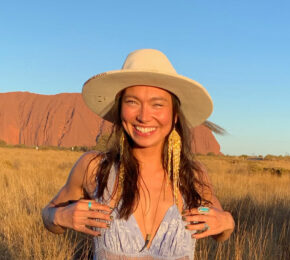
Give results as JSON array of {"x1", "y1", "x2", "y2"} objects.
[
  {"x1": 121, "y1": 86, "x2": 174, "y2": 149},
  {"x1": 42, "y1": 49, "x2": 235, "y2": 259}
]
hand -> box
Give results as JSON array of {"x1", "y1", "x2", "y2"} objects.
[
  {"x1": 54, "y1": 199, "x2": 113, "y2": 236},
  {"x1": 182, "y1": 207, "x2": 234, "y2": 239}
]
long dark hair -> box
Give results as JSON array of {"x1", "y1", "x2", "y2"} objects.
[{"x1": 91, "y1": 90, "x2": 211, "y2": 219}]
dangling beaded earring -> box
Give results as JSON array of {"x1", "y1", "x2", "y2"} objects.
[
  {"x1": 116, "y1": 130, "x2": 125, "y2": 206},
  {"x1": 167, "y1": 128, "x2": 181, "y2": 208}
]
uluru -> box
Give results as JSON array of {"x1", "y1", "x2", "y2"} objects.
[{"x1": 0, "y1": 92, "x2": 221, "y2": 154}]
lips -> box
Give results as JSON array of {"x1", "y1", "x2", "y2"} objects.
[{"x1": 134, "y1": 125, "x2": 157, "y2": 136}]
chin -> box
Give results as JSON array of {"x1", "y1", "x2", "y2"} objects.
[{"x1": 131, "y1": 138, "x2": 163, "y2": 149}]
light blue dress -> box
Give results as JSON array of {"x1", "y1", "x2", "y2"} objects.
[{"x1": 93, "y1": 165, "x2": 196, "y2": 260}]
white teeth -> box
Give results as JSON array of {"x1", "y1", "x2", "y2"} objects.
[{"x1": 135, "y1": 126, "x2": 156, "y2": 133}]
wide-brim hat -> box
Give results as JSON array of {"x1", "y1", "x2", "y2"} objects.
[{"x1": 82, "y1": 49, "x2": 213, "y2": 127}]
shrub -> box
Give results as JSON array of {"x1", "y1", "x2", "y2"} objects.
[{"x1": 0, "y1": 139, "x2": 7, "y2": 146}]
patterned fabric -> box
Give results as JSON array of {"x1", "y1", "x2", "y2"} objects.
[{"x1": 93, "y1": 165, "x2": 196, "y2": 260}]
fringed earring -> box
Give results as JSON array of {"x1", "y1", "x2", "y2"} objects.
[
  {"x1": 167, "y1": 128, "x2": 181, "y2": 208},
  {"x1": 166, "y1": 132, "x2": 173, "y2": 188},
  {"x1": 116, "y1": 130, "x2": 125, "y2": 207}
]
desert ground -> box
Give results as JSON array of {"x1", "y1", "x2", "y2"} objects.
[{"x1": 0, "y1": 147, "x2": 289, "y2": 259}]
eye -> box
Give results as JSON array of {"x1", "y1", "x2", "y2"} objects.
[
  {"x1": 153, "y1": 103, "x2": 163, "y2": 107},
  {"x1": 125, "y1": 99, "x2": 138, "y2": 105}
]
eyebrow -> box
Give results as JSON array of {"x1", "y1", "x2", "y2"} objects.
[{"x1": 123, "y1": 95, "x2": 169, "y2": 102}]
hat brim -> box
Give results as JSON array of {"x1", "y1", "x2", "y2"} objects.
[{"x1": 82, "y1": 70, "x2": 213, "y2": 127}]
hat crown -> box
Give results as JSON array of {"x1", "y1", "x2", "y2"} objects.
[{"x1": 122, "y1": 49, "x2": 177, "y2": 74}]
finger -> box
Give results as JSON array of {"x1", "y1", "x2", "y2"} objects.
[
  {"x1": 186, "y1": 208, "x2": 199, "y2": 215},
  {"x1": 192, "y1": 229, "x2": 212, "y2": 239},
  {"x1": 80, "y1": 200, "x2": 113, "y2": 212},
  {"x1": 186, "y1": 222, "x2": 209, "y2": 231},
  {"x1": 75, "y1": 210, "x2": 113, "y2": 222},
  {"x1": 185, "y1": 207, "x2": 211, "y2": 215},
  {"x1": 91, "y1": 202, "x2": 113, "y2": 212},
  {"x1": 85, "y1": 218, "x2": 111, "y2": 229},
  {"x1": 182, "y1": 215, "x2": 208, "y2": 223},
  {"x1": 87, "y1": 211, "x2": 113, "y2": 222},
  {"x1": 72, "y1": 217, "x2": 108, "y2": 231},
  {"x1": 80, "y1": 226, "x2": 101, "y2": 237}
]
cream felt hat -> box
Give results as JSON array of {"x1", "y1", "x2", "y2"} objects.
[{"x1": 82, "y1": 49, "x2": 213, "y2": 127}]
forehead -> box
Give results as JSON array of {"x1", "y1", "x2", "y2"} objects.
[{"x1": 123, "y1": 85, "x2": 172, "y2": 100}]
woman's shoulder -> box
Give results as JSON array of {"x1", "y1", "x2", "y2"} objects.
[
  {"x1": 79, "y1": 150, "x2": 109, "y2": 180},
  {"x1": 64, "y1": 150, "x2": 106, "y2": 198},
  {"x1": 78, "y1": 150, "x2": 104, "y2": 169}
]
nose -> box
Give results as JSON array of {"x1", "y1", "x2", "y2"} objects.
[{"x1": 136, "y1": 104, "x2": 151, "y2": 123}]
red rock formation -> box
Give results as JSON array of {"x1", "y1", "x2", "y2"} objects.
[
  {"x1": 191, "y1": 125, "x2": 221, "y2": 155},
  {"x1": 0, "y1": 92, "x2": 111, "y2": 147},
  {"x1": 0, "y1": 92, "x2": 221, "y2": 154}
]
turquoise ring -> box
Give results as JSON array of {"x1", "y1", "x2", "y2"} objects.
[
  {"x1": 198, "y1": 206, "x2": 210, "y2": 214},
  {"x1": 88, "y1": 201, "x2": 92, "y2": 210},
  {"x1": 204, "y1": 223, "x2": 210, "y2": 230}
]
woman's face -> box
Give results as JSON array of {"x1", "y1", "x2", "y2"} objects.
[{"x1": 121, "y1": 85, "x2": 174, "y2": 149}]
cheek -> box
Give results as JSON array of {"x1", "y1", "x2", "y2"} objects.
[
  {"x1": 154, "y1": 109, "x2": 173, "y2": 127},
  {"x1": 121, "y1": 104, "x2": 135, "y2": 122}
]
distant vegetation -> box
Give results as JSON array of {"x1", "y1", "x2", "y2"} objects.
[
  {"x1": 0, "y1": 147, "x2": 289, "y2": 259},
  {"x1": 1, "y1": 139, "x2": 289, "y2": 161},
  {"x1": 0, "y1": 139, "x2": 7, "y2": 146},
  {"x1": 0, "y1": 134, "x2": 110, "y2": 152}
]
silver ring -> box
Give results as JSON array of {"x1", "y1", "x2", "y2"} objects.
[
  {"x1": 204, "y1": 223, "x2": 210, "y2": 231},
  {"x1": 88, "y1": 201, "x2": 92, "y2": 210}
]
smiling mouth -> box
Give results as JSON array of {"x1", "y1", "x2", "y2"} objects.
[{"x1": 134, "y1": 126, "x2": 157, "y2": 134}]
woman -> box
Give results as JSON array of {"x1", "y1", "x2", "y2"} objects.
[{"x1": 42, "y1": 49, "x2": 235, "y2": 259}]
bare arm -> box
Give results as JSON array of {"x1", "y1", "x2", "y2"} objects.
[
  {"x1": 183, "y1": 162, "x2": 235, "y2": 242},
  {"x1": 42, "y1": 151, "x2": 113, "y2": 235}
]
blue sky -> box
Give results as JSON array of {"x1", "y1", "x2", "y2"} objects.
[{"x1": 1, "y1": 0, "x2": 289, "y2": 155}]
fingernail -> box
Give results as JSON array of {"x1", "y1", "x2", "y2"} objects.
[
  {"x1": 106, "y1": 223, "x2": 110, "y2": 228},
  {"x1": 182, "y1": 216, "x2": 187, "y2": 221},
  {"x1": 110, "y1": 215, "x2": 114, "y2": 220},
  {"x1": 109, "y1": 206, "x2": 114, "y2": 210},
  {"x1": 185, "y1": 225, "x2": 188, "y2": 229},
  {"x1": 97, "y1": 233, "x2": 101, "y2": 237},
  {"x1": 182, "y1": 210, "x2": 186, "y2": 215}
]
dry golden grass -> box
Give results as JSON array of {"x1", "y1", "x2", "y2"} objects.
[
  {"x1": 0, "y1": 147, "x2": 289, "y2": 259},
  {"x1": 0, "y1": 147, "x2": 86, "y2": 260},
  {"x1": 195, "y1": 155, "x2": 290, "y2": 260}
]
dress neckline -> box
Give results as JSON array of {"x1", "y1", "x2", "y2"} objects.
[{"x1": 131, "y1": 204, "x2": 179, "y2": 250}]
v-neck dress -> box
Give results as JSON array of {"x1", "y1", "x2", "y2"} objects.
[{"x1": 93, "y1": 165, "x2": 196, "y2": 260}]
